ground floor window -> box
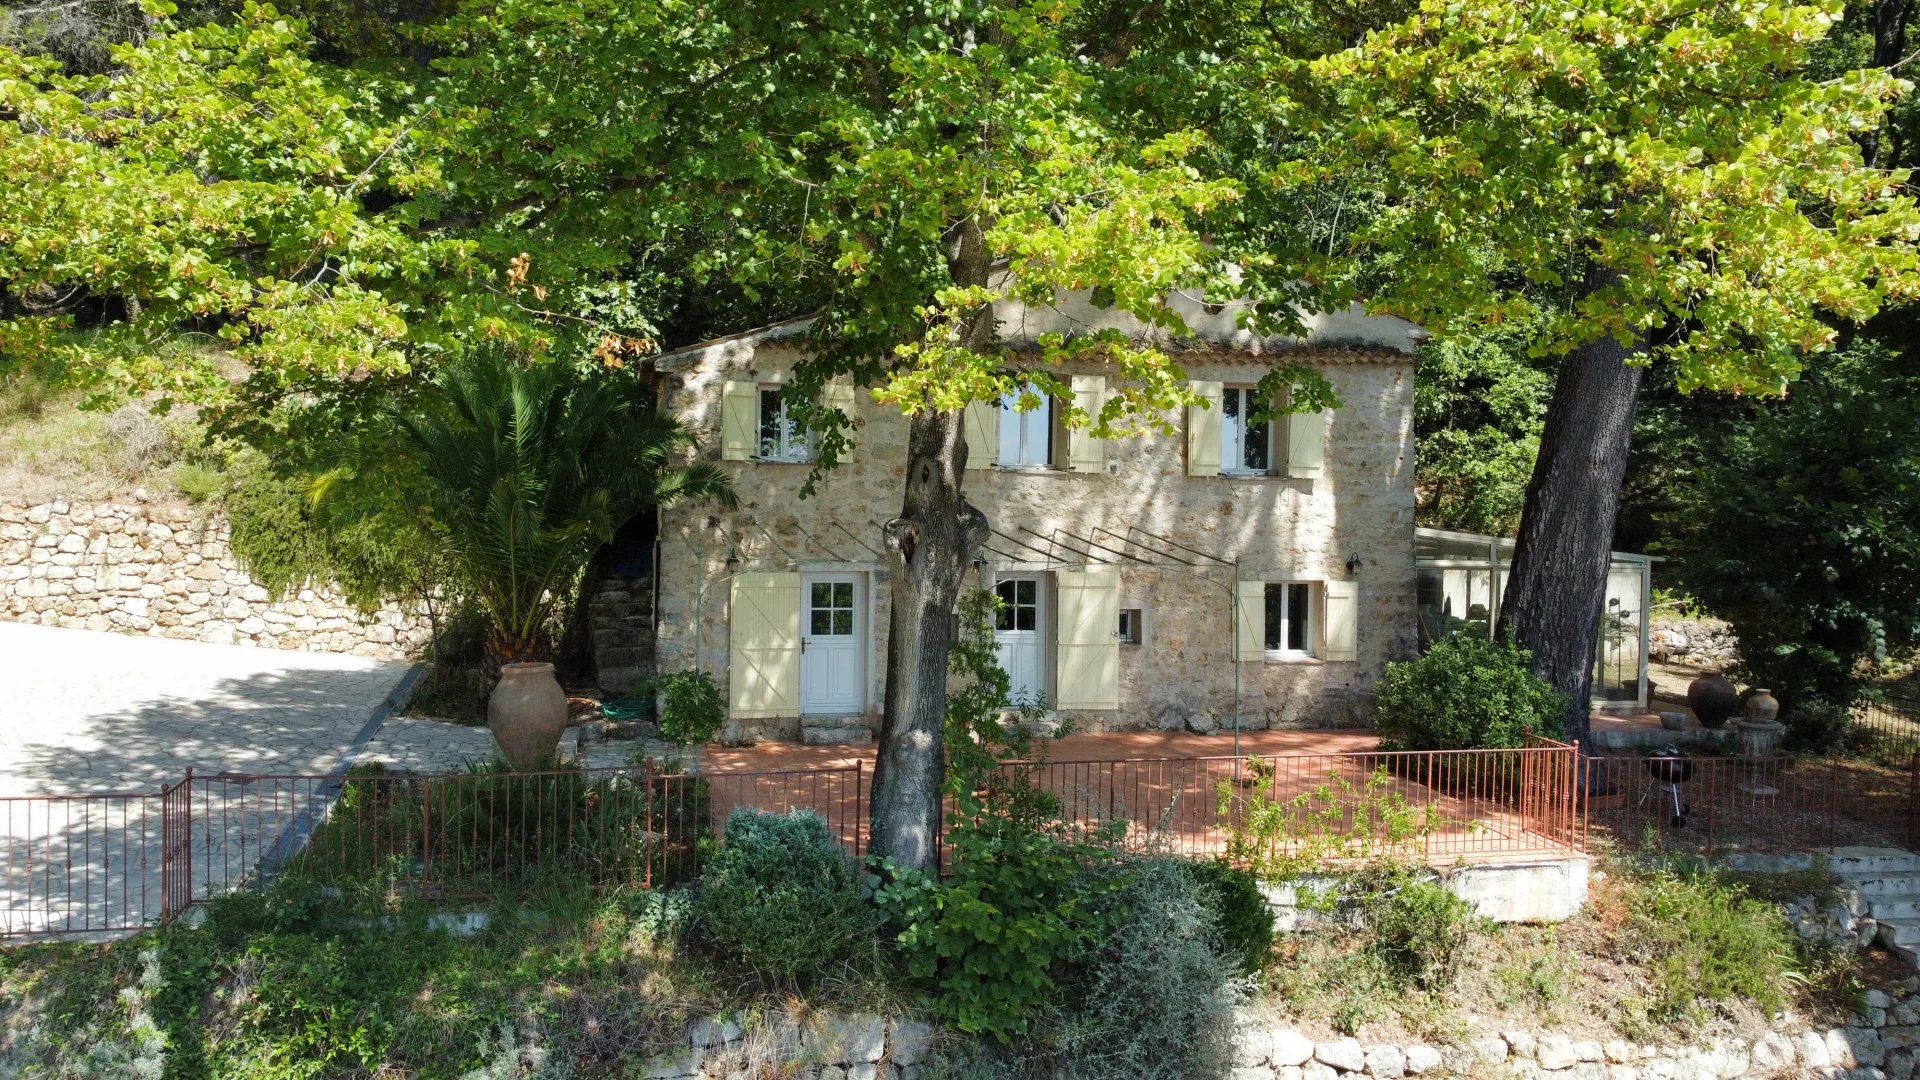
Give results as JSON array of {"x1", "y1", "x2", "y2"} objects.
[{"x1": 1264, "y1": 582, "x2": 1312, "y2": 657}]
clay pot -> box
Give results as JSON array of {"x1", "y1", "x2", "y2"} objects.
[
  {"x1": 1746, "y1": 688, "x2": 1781, "y2": 724},
  {"x1": 1659, "y1": 711, "x2": 1687, "y2": 731},
  {"x1": 488, "y1": 662, "x2": 569, "y2": 770},
  {"x1": 1687, "y1": 672, "x2": 1739, "y2": 730}
]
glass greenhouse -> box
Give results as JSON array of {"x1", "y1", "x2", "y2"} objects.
[{"x1": 1414, "y1": 527, "x2": 1658, "y2": 712}]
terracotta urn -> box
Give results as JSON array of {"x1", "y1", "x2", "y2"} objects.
[
  {"x1": 488, "y1": 662, "x2": 569, "y2": 770},
  {"x1": 1746, "y1": 688, "x2": 1781, "y2": 724},
  {"x1": 1687, "y1": 672, "x2": 1739, "y2": 730}
]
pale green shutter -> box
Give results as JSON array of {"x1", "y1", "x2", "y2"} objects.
[
  {"x1": 1285, "y1": 407, "x2": 1326, "y2": 478},
  {"x1": 1323, "y1": 579, "x2": 1358, "y2": 662},
  {"x1": 1068, "y1": 375, "x2": 1106, "y2": 474},
  {"x1": 1234, "y1": 580, "x2": 1266, "y2": 662},
  {"x1": 728, "y1": 572, "x2": 801, "y2": 717},
  {"x1": 1056, "y1": 567, "x2": 1119, "y2": 710},
  {"x1": 721, "y1": 381, "x2": 757, "y2": 461},
  {"x1": 963, "y1": 401, "x2": 996, "y2": 470},
  {"x1": 822, "y1": 381, "x2": 858, "y2": 452},
  {"x1": 1188, "y1": 381, "x2": 1223, "y2": 477}
]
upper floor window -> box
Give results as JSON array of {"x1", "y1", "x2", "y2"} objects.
[
  {"x1": 758, "y1": 388, "x2": 811, "y2": 462},
  {"x1": 1264, "y1": 582, "x2": 1313, "y2": 657},
  {"x1": 1221, "y1": 386, "x2": 1272, "y2": 475},
  {"x1": 996, "y1": 385, "x2": 1052, "y2": 468}
]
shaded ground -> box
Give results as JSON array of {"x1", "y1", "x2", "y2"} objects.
[{"x1": 0, "y1": 621, "x2": 414, "y2": 934}]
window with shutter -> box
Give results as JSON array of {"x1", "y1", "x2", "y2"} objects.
[
  {"x1": 720, "y1": 381, "x2": 758, "y2": 461},
  {"x1": 963, "y1": 401, "x2": 996, "y2": 470},
  {"x1": 1323, "y1": 580, "x2": 1358, "y2": 662},
  {"x1": 821, "y1": 381, "x2": 859, "y2": 452},
  {"x1": 1067, "y1": 375, "x2": 1106, "y2": 473},
  {"x1": 1233, "y1": 580, "x2": 1265, "y2": 662},
  {"x1": 1221, "y1": 385, "x2": 1274, "y2": 475},
  {"x1": 728, "y1": 572, "x2": 802, "y2": 717},
  {"x1": 996, "y1": 383, "x2": 1052, "y2": 467},
  {"x1": 1263, "y1": 582, "x2": 1314, "y2": 657},
  {"x1": 1188, "y1": 381, "x2": 1224, "y2": 477},
  {"x1": 757, "y1": 388, "x2": 812, "y2": 461},
  {"x1": 1055, "y1": 568, "x2": 1119, "y2": 710},
  {"x1": 1285, "y1": 406, "x2": 1326, "y2": 477}
]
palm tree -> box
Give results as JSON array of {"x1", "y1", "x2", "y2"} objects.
[{"x1": 392, "y1": 345, "x2": 735, "y2": 667}]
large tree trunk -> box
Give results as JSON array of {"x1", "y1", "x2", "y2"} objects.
[
  {"x1": 1496, "y1": 264, "x2": 1646, "y2": 746},
  {"x1": 867, "y1": 219, "x2": 992, "y2": 872},
  {"x1": 1865, "y1": 0, "x2": 1915, "y2": 169}
]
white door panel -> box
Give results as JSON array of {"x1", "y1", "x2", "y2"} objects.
[
  {"x1": 800, "y1": 574, "x2": 865, "y2": 715},
  {"x1": 993, "y1": 574, "x2": 1047, "y2": 707}
]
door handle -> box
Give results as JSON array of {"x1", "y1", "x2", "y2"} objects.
[{"x1": 801, "y1": 638, "x2": 807, "y2": 653}]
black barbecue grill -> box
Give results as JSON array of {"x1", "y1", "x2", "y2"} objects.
[{"x1": 1642, "y1": 746, "x2": 1695, "y2": 827}]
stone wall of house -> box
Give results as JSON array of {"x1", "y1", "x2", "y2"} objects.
[
  {"x1": 589, "y1": 564, "x2": 655, "y2": 694},
  {"x1": 0, "y1": 498, "x2": 429, "y2": 659},
  {"x1": 653, "y1": 336, "x2": 1419, "y2": 737}
]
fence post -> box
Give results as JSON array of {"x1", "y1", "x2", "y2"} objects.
[
  {"x1": 159, "y1": 767, "x2": 193, "y2": 925},
  {"x1": 643, "y1": 758, "x2": 654, "y2": 891},
  {"x1": 853, "y1": 760, "x2": 864, "y2": 859},
  {"x1": 420, "y1": 775, "x2": 432, "y2": 898}
]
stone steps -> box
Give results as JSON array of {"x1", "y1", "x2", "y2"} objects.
[
  {"x1": 1864, "y1": 893, "x2": 1920, "y2": 921},
  {"x1": 800, "y1": 724, "x2": 872, "y2": 746}
]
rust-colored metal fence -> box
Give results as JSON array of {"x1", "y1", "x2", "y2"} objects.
[
  {"x1": 1855, "y1": 697, "x2": 1920, "y2": 758},
  {"x1": 0, "y1": 742, "x2": 1592, "y2": 938},
  {"x1": 1578, "y1": 753, "x2": 1859, "y2": 856},
  {"x1": 0, "y1": 787, "x2": 169, "y2": 937},
  {"x1": 1007, "y1": 740, "x2": 1582, "y2": 865}
]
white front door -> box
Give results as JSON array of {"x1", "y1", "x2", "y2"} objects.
[
  {"x1": 993, "y1": 575, "x2": 1048, "y2": 707},
  {"x1": 800, "y1": 574, "x2": 864, "y2": 715}
]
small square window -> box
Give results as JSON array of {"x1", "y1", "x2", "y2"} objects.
[
  {"x1": 758, "y1": 387, "x2": 812, "y2": 462},
  {"x1": 1264, "y1": 582, "x2": 1313, "y2": 657},
  {"x1": 996, "y1": 383, "x2": 1053, "y2": 467},
  {"x1": 1118, "y1": 608, "x2": 1143, "y2": 646},
  {"x1": 1221, "y1": 386, "x2": 1273, "y2": 475}
]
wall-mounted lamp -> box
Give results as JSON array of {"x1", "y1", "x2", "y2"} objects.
[
  {"x1": 1346, "y1": 552, "x2": 1365, "y2": 576},
  {"x1": 725, "y1": 545, "x2": 741, "y2": 573}
]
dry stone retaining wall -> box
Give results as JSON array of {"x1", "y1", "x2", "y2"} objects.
[
  {"x1": 0, "y1": 498, "x2": 428, "y2": 660},
  {"x1": 649, "y1": 1006, "x2": 1911, "y2": 1080}
]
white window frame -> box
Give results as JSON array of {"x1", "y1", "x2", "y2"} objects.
[
  {"x1": 996, "y1": 384, "x2": 1053, "y2": 468},
  {"x1": 1264, "y1": 581, "x2": 1315, "y2": 658},
  {"x1": 1118, "y1": 607, "x2": 1144, "y2": 646},
  {"x1": 1220, "y1": 385, "x2": 1273, "y2": 476},
  {"x1": 757, "y1": 386, "x2": 812, "y2": 462}
]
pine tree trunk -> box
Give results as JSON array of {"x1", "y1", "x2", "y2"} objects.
[
  {"x1": 1496, "y1": 264, "x2": 1646, "y2": 746},
  {"x1": 1865, "y1": 0, "x2": 1915, "y2": 168},
  {"x1": 867, "y1": 217, "x2": 993, "y2": 872}
]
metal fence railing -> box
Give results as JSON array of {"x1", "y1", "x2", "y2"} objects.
[
  {"x1": 1579, "y1": 753, "x2": 1857, "y2": 856},
  {"x1": 0, "y1": 742, "x2": 1595, "y2": 939},
  {"x1": 1854, "y1": 697, "x2": 1920, "y2": 758},
  {"x1": 0, "y1": 786, "x2": 171, "y2": 937},
  {"x1": 1009, "y1": 740, "x2": 1582, "y2": 865}
]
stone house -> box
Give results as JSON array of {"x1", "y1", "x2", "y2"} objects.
[{"x1": 616, "y1": 290, "x2": 1424, "y2": 742}]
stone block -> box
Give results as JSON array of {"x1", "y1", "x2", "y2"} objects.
[
  {"x1": 1315, "y1": 1038, "x2": 1365, "y2": 1073},
  {"x1": 1403, "y1": 1045, "x2": 1441, "y2": 1075},
  {"x1": 1537, "y1": 1034, "x2": 1578, "y2": 1071},
  {"x1": 1271, "y1": 1029, "x2": 1315, "y2": 1067},
  {"x1": 1364, "y1": 1044, "x2": 1405, "y2": 1077}
]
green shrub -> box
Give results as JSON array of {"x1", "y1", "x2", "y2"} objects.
[
  {"x1": 1625, "y1": 865, "x2": 1800, "y2": 1020},
  {"x1": 876, "y1": 813, "x2": 1124, "y2": 1042},
  {"x1": 1180, "y1": 858, "x2": 1274, "y2": 976},
  {"x1": 655, "y1": 669, "x2": 725, "y2": 746},
  {"x1": 1375, "y1": 633, "x2": 1567, "y2": 750},
  {"x1": 1054, "y1": 857, "x2": 1237, "y2": 1080},
  {"x1": 1365, "y1": 871, "x2": 1478, "y2": 990},
  {"x1": 695, "y1": 809, "x2": 878, "y2": 982}
]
